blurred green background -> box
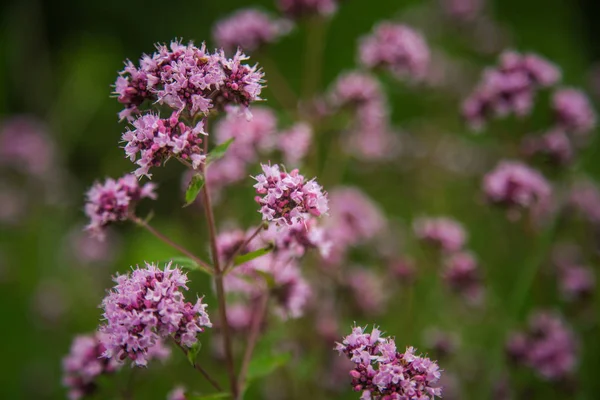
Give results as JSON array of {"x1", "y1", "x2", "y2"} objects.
[{"x1": 1, "y1": 0, "x2": 599, "y2": 399}]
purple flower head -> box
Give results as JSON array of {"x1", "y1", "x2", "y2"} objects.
[
  {"x1": 0, "y1": 116, "x2": 56, "y2": 178},
  {"x1": 552, "y1": 88, "x2": 597, "y2": 135},
  {"x1": 167, "y1": 386, "x2": 187, "y2": 400},
  {"x1": 213, "y1": 9, "x2": 292, "y2": 53},
  {"x1": 506, "y1": 311, "x2": 577, "y2": 381},
  {"x1": 253, "y1": 163, "x2": 328, "y2": 225},
  {"x1": 462, "y1": 50, "x2": 561, "y2": 130},
  {"x1": 263, "y1": 218, "x2": 332, "y2": 258},
  {"x1": 337, "y1": 325, "x2": 443, "y2": 400},
  {"x1": 442, "y1": 251, "x2": 484, "y2": 304},
  {"x1": 359, "y1": 22, "x2": 430, "y2": 81},
  {"x1": 440, "y1": 0, "x2": 484, "y2": 22},
  {"x1": 347, "y1": 268, "x2": 389, "y2": 315},
  {"x1": 271, "y1": 262, "x2": 312, "y2": 319},
  {"x1": 569, "y1": 179, "x2": 600, "y2": 224},
  {"x1": 329, "y1": 71, "x2": 385, "y2": 109},
  {"x1": 62, "y1": 333, "x2": 121, "y2": 400},
  {"x1": 122, "y1": 112, "x2": 206, "y2": 178},
  {"x1": 214, "y1": 50, "x2": 265, "y2": 117},
  {"x1": 414, "y1": 217, "x2": 467, "y2": 253},
  {"x1": 84, "y1": 174, "x2": 156, "y2": 240},
  {"x1": 114, "y1": 40, "x2": 265, "y2": 120},
  {"x1": 558, "y1": 264, "x2": 595, "y2": 302},
  {"x1": 278, "y1": 122, "x2": 312, "y2": 166},
  {"x1": 521, "y1": 129, "x2": 573, "y2": 165},
  {"x1": 99, "y1": 262, "x2": 211, "y2": 366},
  {"x1": 483, "y1": 161, "x2": 551, "y2": 213},
  {"x1": 277, "y1": 0, "x2": 338, "y2": 18}
]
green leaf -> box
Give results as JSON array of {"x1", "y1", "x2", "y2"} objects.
[
  {"x1": 187, "y1": 341, "x2": 202, "y2": 366},
  {"x1": 254, "y1": 270, "x2": 276, "y2": 289},
  {"x1": 246, "y1": 352, "x2": 291, "y2": 382},
  {"x1": 189, "y1": 394, "x2": 231, "y2": 399},
  {"x1": 233, "y1": 245, "x2": 274, "y2": 266},
  {"x1": 206, "y1": 138, "x2": 235, "y2": 164},
  {"x1": 184, "y1": 174, "x2": 204, "y2": 207}
]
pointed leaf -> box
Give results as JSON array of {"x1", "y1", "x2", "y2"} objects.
[
  {"x1": 187, "y1": 341, "x2": 202, "y2": 366},
  {"x1": 233, "y1": 244, "x2": 274, "y2": 266},
  {"x1": 254, "y1": 270, "x2": 276, "y2": 289},
  {"x1": 184, "y1": 174, "x2": 204, "y2": 207},
  {"x1": 206, "y1": 138, "x2": 235, "y2": 164}
]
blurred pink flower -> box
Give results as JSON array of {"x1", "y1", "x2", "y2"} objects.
[
  {"x1": 414, "y1": 217, "x2": 467, "y2": 253},
  {"x1": 552, "y1": 88, "x2": 597, "y2": 136}
]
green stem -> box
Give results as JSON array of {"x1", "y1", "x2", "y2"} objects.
[
  {"x1": 223, "y1": 223, "x2": 267, "y2": 274},
  {"x1": 171, "y1": 337, "x2": 223, "y2": 392}
]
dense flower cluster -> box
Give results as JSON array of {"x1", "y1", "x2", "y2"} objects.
[
  {"x1": 557, "y1": 264, "x2": 595, "y2": 302},
  {"x1": 115, "y1": 40, "x2": 264, "y2": 121},
  {"x1": 253, "y1": 163, "x2": 328, "y2": 224},
  {"x1": 462, "y1": 51, "x2": 560, "y2": 129},
  {"x1": 346, "y1": 269, "x2": 389, "y2": 315},
  {"x1": 84, "y1": 174, "x2": 156, "y2": 239},
  {"x1": 328, "y1": 71, "x2": 398, "y2": 160},
  {"x1": 0, "y1": 116, "x2": 55, "y2": 178},
  {"x1": 440, "y1": 0, "x2": 484, "y2": 22},
  {"x1": 213, "y1": 8, "x2": 292, "y2": 53},
  {"x1": 442, "y1": 251, "x2": 483, "y2": 304},
  {"x1": 263, "y1": 219, "x2": 331, "y2": 258},
  {"x1": 277, "y1": 0, "x2": 338, "y2": 18},
  {"x1": 552, "y1": 88, "x2": 597, "y2": 135},
  {"x1": 206, "y1": 107, "x2": 277, "y2": 190},
  {"x1": 99, "y1": 262, "x2": 211, "y2": 366},
  {"x1": 123, "y1": 112, "x2": 206, "y2": 178},
  {"x1": 335, "y1": 325, "x2": 442, "y2": 399},
  {"x1": 521, "y1": 129, "x2": 573, "y2": 165},
  {"x1": 506, "y1": 311, "x2": 577, "y2": 381},
  {"x1": 569, "y1": 180, "x2": 600, "y2": 224},
  {"x1": 413, "y1": 217, "x2": 467, "y2": 253},
  {"x1": 483, "y1": 161, "x2": 551, "y2": 214},
  {"x1": 359, "y1": 22, "x2": 430, "y2": 81},
  {"x1": 278, "y1": 122, "x2": 312, "y2": 166},
  {"x1": 62, "y1": 333, "x2": 121, "y2": 400}
]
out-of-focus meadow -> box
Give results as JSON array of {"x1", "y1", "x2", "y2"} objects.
[{"x1": 1, "y1": 0, "x2": 600, "y2": 399}]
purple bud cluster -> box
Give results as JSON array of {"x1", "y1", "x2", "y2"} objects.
[
  {"x1": 506, "y1": 311, "x2": 577, "y2": 381},
  {"x1": 482, "y1": 160, "x2": 551, "y2": 215},
  {"x1": 521, "y1": 129, "x2": 573, "y2": 165},
  {"x1": 99, "y1": 262, "x2": 211, "y2": 366},
  {"x1": 115, "y1": 40, "x2": 264, "y2": 121},
  {"x1": 213, "y1": 8, "x2": 292, "y2": 53},
  {"x1": 462, "y1": 50, "x2": 560, "y2": 129},
  {"x1": 62, "y1": 333, "x2": 120, "y2": 400},
  {"x1": 359, "y1": 22, "x2": 430, "y2": 81},
  {"x1": 442, "y1": 251, "x2": 483, "y2": 305},
  {"x1": 277, "y1": 0, "x2": 339, "y2": 18},
  {"x1": 253, "y1": 163, "x2": 328, "y2": 225},
  {"x1": 336, "y1": 326, "x2": 442, "y2": 400},
  {"x1": 413, "y1": 217, "x2": 467, "y2": 253},
  {"x1": 123, "y1": 112, "x2": 206, "y2": 178},
  {"x1": 552, "y1": 88, "x2": 597, "y2": 136},
  {"x1": 84, "y1": 174, "x2": 156, "y2": 239}
]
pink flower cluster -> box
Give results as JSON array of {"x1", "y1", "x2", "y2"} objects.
[
  {"x1": 557, "y1": 264, "x2": 595, "y2": 302},
  {"x1": 123, "y1": 112, "x2": 206, "y2": 178},
  {"x1": 213, "y1": 8, "x2": 292, "y2": 53},
  {"x1": 62, "y1": 333, "x2": 120, "y2": 400},
  {"x1": 99, "y1": 262, "x2": 211, "y2": 366},
  {"x1": 413, "y1": 217, "x2": 467, "y2": 253},
  {"x1": 84, "y1": 174, "x2": 156, "y2": 239},
  {"x1": 253, "y1": 163, "x2": 328, "y2": 225},
  {"x1": 483, "y1": 161, "x2": 551, "y2": 215},
  {"x1": 278, "y1": 122, "x2": 313, "y2": 166},
  {"x1": 442, "y1": 251, "x2": 483, "y2": 305},
  {"x1": 569, "y1": 180, "x2": 600, "y2": 224},
  {"x1": 462, "y1": 51, "x2": 560, "y2": 129},
  {"x1": 440, "y1": 0, "x2": 484, "y2": 22},
  {"x1": 506, "y1": 311, "x2": 577, "y2": 381},
  {"x1": 335, "y1": 326, "x2": 442, "y2": 400},
  {"x1": 115, "y1": 40, "x2": 264, "y2": 121},
  {"x1": 325, "y1": 187, "x2": 385, "y2": 263},
  {"x1": 277, "y1": 0, "x2": 338, "y2": 18},
  {"x1": 206, "y1": 107, "x2": 277, "y2": 189},
  {"x1": 329, "y1": 71, "x2": 398, "y2": 160},
  {"x1": 359, "y1": 22, "x2": 430, "y2": 81},
  {"x1": 552, "y1": 88, "x2": 597, "y2": 136},
  {"x1": 263, "y1": 219, "x2": 331, "y2": 258},
  {"x1": 521, "y1": 128, "x2": 573, "y2": 165},
  {"x1": 217, "y1": 228, "x2": 312, "y2": 319}
]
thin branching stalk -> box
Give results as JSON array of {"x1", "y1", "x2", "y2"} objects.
[
  {"x1": 223, "y1": 223, "x2": 267, "y2": 274},
  {"x1": 131, "y1": 216, "x2": 212, "y2": 273},
  {"x1": 170, "y1": 337, "x2": 223, "y2": 392}
]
